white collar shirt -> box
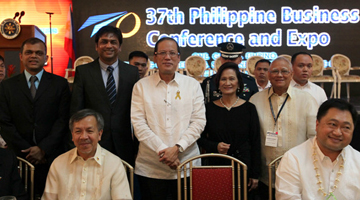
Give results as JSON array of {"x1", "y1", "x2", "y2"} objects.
[
  {"x1": 42, "y1": 144, "x2": 132, "y2": 200},
  {"x1": 24, "y1": 69, "x2": 44, "y2": 89},
  {"x1": 257, "y1": 80, "x2": 272, "y2": 92},
  {"x1": 290, "y1": 79, "x2": 327, "y2": 106},
  {"x1": 249, "y1": 85, "x2": 318, "y2": 185},
  {"x1": 276, "y1": 137, "x2": 360, "y2": 200},
  {"x1": 131, "y1": 72, "x2": 206, "y2": 179},
  {"x1": 99, "y1": 59, "x2": 119, "y2": 92}
]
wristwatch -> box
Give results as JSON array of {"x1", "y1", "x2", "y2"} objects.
[{"x1": 176, "y1": 144, "x2": 184, "y2": 153}]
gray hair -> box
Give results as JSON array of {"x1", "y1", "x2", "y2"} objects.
[
  {"x1": 69, "y1": 109, "x2": 104, "y2": 132},
  {"x1": 270, "y1": 57, "x2": 293, "y2": 71}
]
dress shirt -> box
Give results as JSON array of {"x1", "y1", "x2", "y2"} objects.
[
  {"x1": 276, "y1": 137, "x2": 360, "y2": 200},
  {"x1": 42, "y1": 144, "x2": 132, "y2": 200},
  {"x1": 99, "y1": 59, "x2": 119, "y2": 92},
  {"x1": 249, "y1": 85, "x2": 317, "y2": 186},
  {"x1": 256, "y1": 80, "x2": 271, "y2": 92},
  {"x1": 290, "y1": 79, "x2": 327, "y2": 106},
  {"x1": 131, "y1": 72, "x2": 206, "y2": 179},
  {"x1": 24, "y1": 69, "x2": 44, "y2": 89}
]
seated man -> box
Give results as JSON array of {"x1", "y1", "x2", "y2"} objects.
[
  {"x1": 276, "y1": 99, "x2": 360, "y2": 200},
  {"x1": 42, "y1": 109, "x2": 132, "y2": 200},
  {"x1": 0, "y1": 148, "x2": 28, "y2": 200}
]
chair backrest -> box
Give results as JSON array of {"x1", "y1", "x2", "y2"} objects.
[
  {"x1": 213, "y1": 57, "x2": 222, "y2": 73},
  {"x1": 246, "y1": 56, "x2": 264, "y2": 77},
  {"x1": 311, "y1": 54, "x2": 325, "y2": 76},
  {"x1": 177, "y1": 153, "x2": 248, "y2": 200},
  {"x1": 185, "y1": 56, "x2": 206, "y2": 77},
  {"x1": 331, "y1": 54, "x2": 351, "y2": 76},
  {"x1": 74, "y1": 56, "x2": 94, "y2": 69},
  {"x1": 278, "y1": 54, "x2": 291, "y2": 63},
  {"x1": 17, "y1": 157, "x2": 34, "y2": 200},
  {"x1": 121, "y1": 159, "x2": 134, "y2": 198},
  {"x1": 268, "y1": 155, "x2": 283, "y2": 200}
]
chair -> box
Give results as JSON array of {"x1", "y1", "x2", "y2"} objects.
[
  {"x1": 177, "y1": 153, "x2": 248, "y2": 200},
  {"x1": 213, "y1": 57, "x2": 222, "y2": 74},
  {"x1": 17, "y1": 157, "x2": 35, "y2": 200},
  {"x1": 268, "y1": 155, "x2": 283, "y2": 200},
  {"x1": 65, "y1": 56, "x2": 94, "y2": 83},
  {"x1": 121, "y1": 159, "x2": 134, "y2": 198},
  {"x1": 278, "y1": 54, "x2": 291, "y2": 62},
  {"x1": 308, "y1": 54, "x2": 337, "y2": 98},
  {"x1": 331, "y1": 54, "x2": 360, "y2": 100},
  {"x1": 246, "y1": 56, "x2": 264, "y2": 77},
  {"x1": 185, "y1": 55, "x2": 207, "y2": 82}
]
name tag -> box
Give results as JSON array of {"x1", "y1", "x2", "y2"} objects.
[{"x1": 265, "y1": 131, "x2": 278, "y2": 147}]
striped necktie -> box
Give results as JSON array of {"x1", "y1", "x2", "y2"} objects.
[{"x1": 106, "y1": 66, "x2": 116, "y2": 105}]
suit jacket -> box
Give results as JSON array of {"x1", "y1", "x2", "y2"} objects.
[
  {"x1": 0, "y1": 71, "x2": 71, "y2": 162},
  {"x1": 0, "y1": 148, "x2": 28, "y2": 200},
  {"x1": 70, "y1": 58, "x2": 139, "y2": 165}
]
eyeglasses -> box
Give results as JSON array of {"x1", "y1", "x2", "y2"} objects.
[
  {"x1": 155, "y1": 51, "x2": 179, "y2": 58},
  {"x1": 269, "y1": 69, "x2": 290, "y2": 75}
]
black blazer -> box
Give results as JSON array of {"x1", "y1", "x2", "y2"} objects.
[
  {"x1": 70, "y1": 59, "x2": 139, "y2": 165},
  {"x1": 0, "y1": 71, "x2": 71, "y2": 161},
  {"x1": 0, "y1": 148, "x2": 28, "y2": 200}
]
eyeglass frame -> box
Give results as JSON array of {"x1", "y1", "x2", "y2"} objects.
[{"x1": 154, "y1": 51, "x2": 180, "y2": 58}]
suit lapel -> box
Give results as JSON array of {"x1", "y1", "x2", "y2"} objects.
[
  {"x1": 34, "y1": 71, "x2": 51, "y2": 101},
  {"x1": 114, "y1": 60, "x2": 125, "y2": 105},
  {"x1": 18, "y1": 73, "x2": 33, "y2": 102},
  {"x1": 89, "y1": 60, "x2": 110, "y2": 103}
]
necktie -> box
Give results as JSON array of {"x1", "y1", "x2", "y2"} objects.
[
  {"x1": 106, "y1": 66, "x2": 116, "y2": 105},
  {"x1": 30, "y1": 76, "x2": 38, "y2": 99}
]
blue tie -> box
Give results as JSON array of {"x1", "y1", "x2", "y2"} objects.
[{"x1": 106, "y1": 66, "x2": 116, "y2": 105}]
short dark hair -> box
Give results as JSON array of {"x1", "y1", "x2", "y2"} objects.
[
  {"x1": 154, "y1": 37, "x2": 180, "y2": 54},
  {"x1": 95, "y1": 26, "x2": 123, "y2": 46},
  {"x1": 255, "y1": 59, "x2": 271, "y2": 69},
  {"x1": 20, "y1": 37, "x2": 47, "y2": 54},
  {"x1": 317, "y1": 99, "x2": 358, "y2": 125},
  {"x1": 69, "y1": 109, "x2": 104, "y2": 132},
  {"x1": 0, "y1": 55, "x2": 4, "y2": 62},
  {"x1": 215, "y1": 62, "x2": 244, "y2": 95},
  {"x1": 291, "y1": 52, "x2": 313, "y2": 64},
  {"x1": 129, "y1": 51, "x2": 148, "y2": 61}
]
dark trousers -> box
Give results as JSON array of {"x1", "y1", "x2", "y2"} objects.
[
  {"x1": 258, "y1": 181, "x2": 275, "y2": 200},
  {"x1": 137, "y1": 175, "x2": 190, "y2": 200}
]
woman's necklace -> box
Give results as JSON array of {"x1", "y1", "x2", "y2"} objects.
[
  {"x1": 312, "y1": 140, "x2": 344, "y2": 200},
  {"x1": 220, "y1": 97, "x2": 239, "y2": 111}
]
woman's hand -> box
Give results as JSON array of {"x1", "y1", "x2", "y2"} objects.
[{"x1": 217, "y1": 142, "x2": 230, "y2": 154}]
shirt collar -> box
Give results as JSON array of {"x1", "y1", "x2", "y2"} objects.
[
  {"x1": 314, "y1": 137, "x2": 346, "y2": 162},
  {"x1": 290, "y1": 79, "x2": 310, "y2": 88},
  {"x1": 154, "y1": 72, "x2": 180, "y2": 86},
  {"x1": 267, "y1": 84, "x2": 294, "y2": 99},
  {"x1": 24, "y1": 69, "x2": 44, "y2": 82},
  {"x1": 257, "y1": 80, "x2": 271, "y2": 90},
  {"x1": 70, "y1": 143, "x2": 103, "y2": 166},
  {"x1": 99, "y1": 59, "x2": 119, "y2": 71}
]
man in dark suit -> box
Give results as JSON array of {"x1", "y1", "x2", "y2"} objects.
[
  {"x1": 70, "y1": 26, "x2": 139, "y2": 166},
  {"x1": 0, "y1": 37, "x2": 70, "y2": 198}
]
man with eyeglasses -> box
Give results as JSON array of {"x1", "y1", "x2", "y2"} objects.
[
  {"x1": 131, "y1": 37, "x2": 206, "y2": 200},
  {"x1": 249, "y1": 56, "x2": 318, "y2": 200},
  {"x1": 254, "y1": 59, "x2": 272, "y2": 92},
  {"x1": 129, "y1": 51, "x2": 149, "y2": 78},
  {"x1": 201, "y1": 41, "x2": 258, "y2": 103},
  {"x1": 0, "y1": 37, "x2": 70, "y2": 198},
  {"x1": 290, "y1": 52, "x2": 327, "y2": 106}
]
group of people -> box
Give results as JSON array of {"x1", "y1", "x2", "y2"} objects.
[{"x1": 0, "y1": 24, "x2": 359, "y2": 200}]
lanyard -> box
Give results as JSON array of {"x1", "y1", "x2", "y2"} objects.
[{"x1": 269, "y1": 94, "x2": 289, "y2": 127}]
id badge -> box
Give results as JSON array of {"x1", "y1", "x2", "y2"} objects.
[{"x1": 265, "y1": 131, "x2": 278, "y2": 147}]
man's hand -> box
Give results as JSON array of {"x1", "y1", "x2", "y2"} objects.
[
  {"x1": 248, "y1": 178, "x2": 259, "y2": 191},
  {"x1": 217, "y1": 142, "x2": 230, "y2": 154},
  {"x1": 21, "y1": 146, "x2": 45, "y2": 165},
  {"x1": 158, "y1": 146, "x2": 179, "y2": 165},
  {"x1": 169, "y1": 158, "x2": 180, "y2": 170}
]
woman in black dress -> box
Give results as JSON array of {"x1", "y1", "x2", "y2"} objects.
[{"x1": 198, "y1": 62, "x2": 261, "y2": 198}]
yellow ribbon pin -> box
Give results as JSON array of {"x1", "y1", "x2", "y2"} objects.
[{"x1": 175, "y1": 90, "x2": 181, "y2": 100}]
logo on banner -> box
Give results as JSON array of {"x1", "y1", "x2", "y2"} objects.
[{"x1": 78, "y1": 11, "x2": 141, "y2": 38}]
